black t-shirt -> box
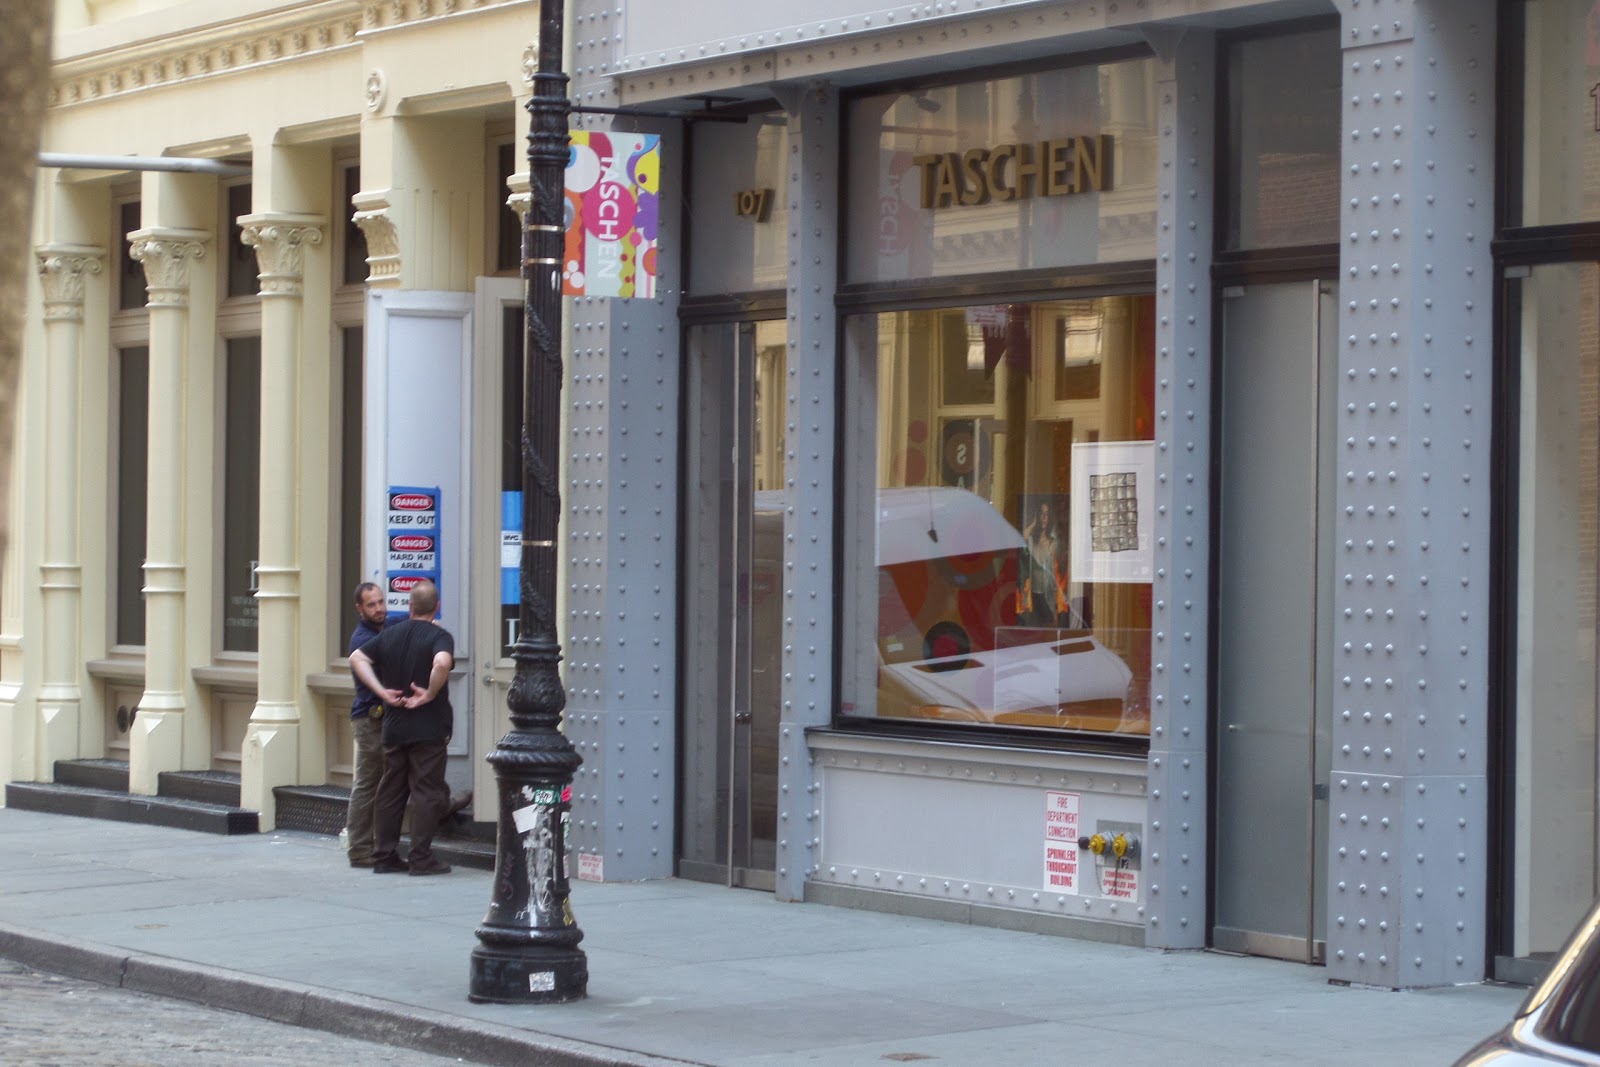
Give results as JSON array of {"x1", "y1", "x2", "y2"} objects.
[{"x1": 358, "y1": 618, "x2": 455, "y2": 745}]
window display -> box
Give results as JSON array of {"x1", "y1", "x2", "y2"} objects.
[{"x1": 841, "y1": 295, "x2": 1154, "y2": 737}]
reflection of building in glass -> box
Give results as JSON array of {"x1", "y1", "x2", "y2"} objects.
[{"x1": 1090, "y1": 472, "x2": 1139, "y2": 553}]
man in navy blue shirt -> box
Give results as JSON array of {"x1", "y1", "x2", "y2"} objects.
[
  {"x1": 349, "y1": 579, "x2": 457, "y2": 876},
  {"x1": 342, "y1": 582, "x2": 387, "y2": 867}
]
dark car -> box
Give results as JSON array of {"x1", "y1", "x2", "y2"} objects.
[{"x1": 1458, "y1": 899, "x2": 1600, "y2": 1065}]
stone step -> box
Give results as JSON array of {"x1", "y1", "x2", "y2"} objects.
[
  {"x1": 53, "y1": 758, "x2": 130, "y2": 792},
  {"x1": 4, "y1": 781, "x2": 259, "y2": 835},
  {"x1": 158, "y1": 769, "x2": 242, "y2": 808},
  {"x1": 425, "y1": 834, "x2": 496, "y2": 872},
  {"x1": 273, "y1": 784, "x2": 349, "y2": 836}
]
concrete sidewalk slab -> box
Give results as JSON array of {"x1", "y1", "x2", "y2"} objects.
[{"x1": 0, "y1": 808, "x2": 1523, "y2": 1065}]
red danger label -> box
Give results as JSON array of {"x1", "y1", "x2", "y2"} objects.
[
  {"x1": 390, "y1": 575, "x2": 425, "y2": 593},
  {"x1": 390, "y1": 534, "x2": 434, "y2": 552},
  {"x1": 390, "y1": 493, "x2": 433, "y2": 510}
]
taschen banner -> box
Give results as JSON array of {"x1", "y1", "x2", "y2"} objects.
[{"x1": 563, "y1": 131, "x2": 661, "y2": 299}]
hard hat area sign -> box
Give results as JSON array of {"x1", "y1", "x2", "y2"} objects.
[
  {"x1": 385, "y1": 486, "x2": 442, "y2": 622},
  {"x1": 387, "y1": 532, "x2": 437, "y2": 572}
]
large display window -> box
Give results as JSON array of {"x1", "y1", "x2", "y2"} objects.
[{"x1": 839, "y1": 294, "x2": 1155, "y2": 738}]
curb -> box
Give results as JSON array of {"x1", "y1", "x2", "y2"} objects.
[{"x1": 0, "y1": 921, "x2": 701, "y2": 1067}]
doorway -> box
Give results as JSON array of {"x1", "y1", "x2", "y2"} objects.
[
  {"x1": 678, "y1": 318, "x2": 786, "y2": 890},
  {"x1": 1212, "y1": 279, "x2": 1338, "y2": 963}
]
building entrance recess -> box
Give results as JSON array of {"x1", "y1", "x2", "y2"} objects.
[
  {"x1": 1213, "y1": 279, "x2": 1338, "y2": 963},
  {"x1": 679, "y1": 319, "x2": 786, "y2": 890}
]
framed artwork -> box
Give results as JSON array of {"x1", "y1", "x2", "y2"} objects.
[{"x1": 1068, "y1": 441, "x2": 1155, "y2": 584}]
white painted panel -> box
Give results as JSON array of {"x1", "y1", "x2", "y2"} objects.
[{"x1": 364, "y1": 290, "x2": 474, "y2": 755}]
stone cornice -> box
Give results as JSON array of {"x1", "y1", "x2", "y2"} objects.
[
  {"x1": 239, "y1": 214, "x2": 327, "y2": 297},
  {"x1": 127, "y1": 229, "x2": 209, "y2": 308},
  {"x1": 52, "y1": 2, "x2": 362, "y2": 110},
  {"x1": 36, "y1": 245, "x2": 105, "y2": 321},
  {"x1": 50, "y1": 0, "x2": 530, "y2": 110}
]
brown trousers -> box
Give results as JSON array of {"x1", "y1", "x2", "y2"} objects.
[{"x1": 372, "y1": 738, "x2": 450, "y2": 865}]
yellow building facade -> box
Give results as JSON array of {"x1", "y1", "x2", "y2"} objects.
[{"x1": 6, "y1": 0, "x2": 547, "y2": 827}]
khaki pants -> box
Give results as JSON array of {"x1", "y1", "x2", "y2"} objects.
[{"x1": 343, "y1": 715, "x2": 385, "y2": 862}]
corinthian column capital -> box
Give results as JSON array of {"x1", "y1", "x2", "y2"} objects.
[
  {"x1": 351, "y1": 189, "x2": 400, "y2": 287},
  {"x1": 128, "y1": 228, "x2": 210, "y2": 308},
  {"x1": 238, "y1": 213, "x2": 327, "y2": 297},
  {"x1": 35, "y1": 244, "x2": 105, "y2": 322},
  {"x1": 506, "y1": 171, "x2": 532, "y2": 223}
]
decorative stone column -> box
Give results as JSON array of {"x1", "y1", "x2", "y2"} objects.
[
  {"x1": 238, "y1": 214, "x2": 325, "y2": 830},
  {"x1": 127, "y1": 228, "x2": 208, "y2": 795},
  {"x1": 350, "y1": 191, "x2": 400, "y2": 288},
  {"x1": 35, "y1": 245, "x2": 104, "y2": 776}
]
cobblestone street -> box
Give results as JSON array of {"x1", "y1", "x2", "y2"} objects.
[{"x1": 0, "y1": 959, "x2": 467, "y2": 1067}]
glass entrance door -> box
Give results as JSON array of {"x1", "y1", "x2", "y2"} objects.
[
  {"x1": 679, "y1": 319, "x2": 786, "y2": 890},
  {"x1": 1213, "y1": 279, "x2": 1338, "y2": 963}
]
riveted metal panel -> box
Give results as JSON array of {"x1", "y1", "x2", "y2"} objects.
[
  {"x1": 1145, "y1": 29, "x2": 1215, "y2": 951},
  {"x1": 610, "y1": 0, "x2": 1321, "y2": 105},
  {"x1": 774, "y1": 84, "x2": 838, "y2": 904},
  {"x1": 812, "y1": 732, "x2": 1149, "y2": 928},
  {"x1": 1326, "y1": 0, "x2": 1493, "y2": 986},
  {"x1": 1327, "y1": 772, "x2": 1486, "y2": 987},
  {"x1": 559, "y1": 107, "x2": 685, "y2": 882}
]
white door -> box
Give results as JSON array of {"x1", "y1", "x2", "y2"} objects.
[{"x1": 469, "y1": 278, "x2": 526, "y2": 817}]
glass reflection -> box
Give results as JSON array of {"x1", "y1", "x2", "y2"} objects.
[{"x1": 843, "y1": 295, "x2": 1155, "y2": 737}]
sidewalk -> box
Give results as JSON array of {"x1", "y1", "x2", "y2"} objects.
[{"x1": 0, "y1": 808, "x2": 1520, "y2": 1066}]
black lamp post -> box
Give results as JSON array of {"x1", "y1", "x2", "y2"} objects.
[{"x1": 467, "y1": 0, "x2": 587, "y2": 1005}]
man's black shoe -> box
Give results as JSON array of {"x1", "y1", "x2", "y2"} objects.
[
  {"x1": 408, "y1": 858, "x2": 452, "y2": 876},
  {"x1": 372, "y1": 857, "x2": 410, "y2": 874}
]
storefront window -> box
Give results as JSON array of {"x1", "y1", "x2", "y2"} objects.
[
  {"x1": 845, "y1": 59, "x2": 1158, "y2": 284},
  {"x1": 1224, "y1": 26, "x2": 1341, "y2": 249},
  {"x1": 840, "y1": 295, "x2": 1155, "y2": 737},
  {"x1": 688, "y1": 114, "x2": 789, "y2": 294},
  {"x1": 1511, "y1": 262, "x2": 1600, "y2": 958},
  {"x1": 1521, "y1": 0, "x2": 1600, "y2": 225}
]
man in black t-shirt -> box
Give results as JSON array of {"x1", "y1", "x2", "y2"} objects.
[{"x1": 349, "y1": 579, "x2": 456, "y2": 875}]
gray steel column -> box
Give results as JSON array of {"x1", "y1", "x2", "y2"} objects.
[
  {"x1": 1146, "y1": 28, "x2": 1216, "y2": 952},
  {"x1": 773, "y1": 82, "x2": 839, "y2": 905},
  {"x1": 552, "y1": 0, "x2": 682, "y2": 886},
  {"x1": 1326, "y1": 0, "x2": 1495, "y2": 988}
]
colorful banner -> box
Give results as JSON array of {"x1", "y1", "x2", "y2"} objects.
[{"x1": 563, "y1": 131, "x2": 661, "y2": 299}]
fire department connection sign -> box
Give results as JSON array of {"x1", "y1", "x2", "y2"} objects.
[
  {"x1": 385, "y1": 486, "x2": 442, "y2": 621},
  {"x1": 563, "y1": 131, "x2": 661, "y2": 299},
  {"x1": 1044, "y1": 791, "x2": 1080, "y2": 893}
]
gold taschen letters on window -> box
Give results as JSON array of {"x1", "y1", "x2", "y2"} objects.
[{"x1": 911, "y1": 135, "x2": 1114, "y2": 209}]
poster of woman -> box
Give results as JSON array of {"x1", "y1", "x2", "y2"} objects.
[{"x1": 1017, "y1": 493, "x2": 1070, "y2": 627}]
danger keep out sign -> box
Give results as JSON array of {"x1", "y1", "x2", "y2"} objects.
[{"x1": 385, "y1": 487, "x2": 442, "y2": 620}]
